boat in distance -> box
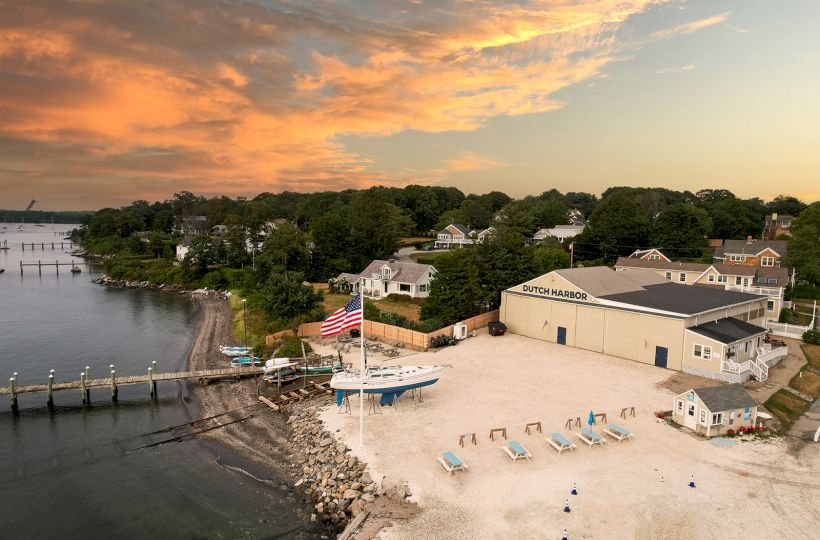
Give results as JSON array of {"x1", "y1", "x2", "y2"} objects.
[
  {"x1": 331, "y1": 365, "x2": 445, "y2": 406},
  {"x1": 230, "y1": 356, "x2": 262, "y2": 367},
  {"x1": 220, "y1": 345, "x2": 254, "y2": 357}
]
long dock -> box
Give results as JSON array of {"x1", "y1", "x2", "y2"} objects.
[
  {"x1": 1, "y1": 363, "x2": 265, "y2": 413},
  {"x1": 21, "y1": 241, "x2": 75, "y2": 251},
  {"x1": 19, "y1": 259, "x2": 89, "y2": 274}
]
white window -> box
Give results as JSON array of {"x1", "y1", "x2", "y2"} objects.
[
  {"x1": 767, "y1": 300, "x2": 774, "y2": 311},
  {"x1": 679, "y1": 273, "x2": 686, "y2": 282},
  {"x1": 700, "y1": 410, "x2": 707, "y2": 424},
  {"x1": 399, "y1": 283, "x2": 411, "y2": 292},
  {"x1": 677, "y1": 400, "x2": 683, "y2": 412},
  {"x1": 761, "y1": 256, "x2": 774, "y2": 266},
  {"x1": 665, "y1": 272, "x2": 672, "y2": 281},
  {"x1": 711, "y1": 412, "x2": 723, "y2": 425},
  {"x1": 708, "y1": 274, "x2": 715, "y2": 283},
  {"x1": 717, "y1": 275, "x2": 727, "y2": 283},
  {"x1": 767, "y1": 278, "x2": 777, "y2": 284},
  {"x1": 730, "y1": 255, "x2": 746, "y2": 262},
  {"x1": 381, "y1": 268, "x2": 391, "y2": 279},
  {"x1": 735, "y1": 276, "x2": 742, "y2": 285},
  {"x1": 693, "y1": 344, "x2": 711, "y2": 359},
  {"x1": 418, "y1": 284, "x2": 427, "y2": 292},
  {"x1": 649, "y1": 255, "x2": 660, "y2": 260},
  {"x1": 694, "y1": 344, "x2": 702, "y2": 357},
  {"x1": 703, "y1": 346, "x2": 711, "y2": 359}
]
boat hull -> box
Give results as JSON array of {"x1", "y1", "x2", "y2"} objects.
[{"x1": 331, "y1": 366, "x2": 444, "y2": 406}]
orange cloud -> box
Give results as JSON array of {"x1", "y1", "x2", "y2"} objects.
[{"x1": 0, "y1": 0, "x2": 676, "y2": 208}]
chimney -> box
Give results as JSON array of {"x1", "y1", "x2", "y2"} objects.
[
  {"x1": 746, "y1": 236, "x2": 753, "y2": 245},
  {"x1": 771, "y1": 212, "x2": 778, "y2": 221},
  {"x1": 388, "y1": 258, "x2": 396, "y2": 264}
]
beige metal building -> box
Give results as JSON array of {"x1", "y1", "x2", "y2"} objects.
[{"x1": 500, "y1": 267, "x2": 787, "y2": 382}]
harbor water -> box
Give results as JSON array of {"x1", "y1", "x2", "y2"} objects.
[{"x1": 0, "y1": 225, "x2": 322, "y2": 538}]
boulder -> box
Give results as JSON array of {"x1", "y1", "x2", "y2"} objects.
[{"x1": 343, "y1": 489, "x2": 359, "y2": 500}]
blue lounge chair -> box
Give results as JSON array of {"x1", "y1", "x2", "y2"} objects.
[
  {"x1": 547, "y1": 432, "x2": 577, "y2": 454},
  {"x1": 604, "y1": 424, "x2": 634, "y2": 442},
  {"x1": 438, "y1": 451, "x2": 468, "y2": 474},
  {"x1": 503, "y1": 440, "x2": 532, "y2": 461},
  {"x1": 576, "y1": 427, "x2": 606, "y2": 447}
]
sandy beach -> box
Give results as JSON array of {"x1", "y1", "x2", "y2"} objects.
[{"x1": 319, "y1": 330, "x2": 820, "y2": 539}]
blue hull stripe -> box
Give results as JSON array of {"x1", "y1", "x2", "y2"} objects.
[{"x1": 335, "y1": 378, "x2": 439, "y2": 406}]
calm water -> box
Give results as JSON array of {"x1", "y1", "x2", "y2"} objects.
[{"x1": 0, "y1": 226, "x2": 322, "y2": 538}]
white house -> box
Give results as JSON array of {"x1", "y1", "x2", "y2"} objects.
[
  {"x1": 672, "y1": 383, "x2": 758, "y2": 437},
  {"x1": 175, "y1": 238, "x2": 192, "y2": 262},
  {"x1": 531, "y1": 224, "x2": 585, "y2": 243},
  {"x1": 336, "y1": 259, "x2": 437, "y2": 299}
]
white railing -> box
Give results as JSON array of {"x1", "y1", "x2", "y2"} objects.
[
  {"x1": 767, "y1": 321, "x2": 809, "y2": 339},
  {"x1": 725, "y1": 284, "x2": 783, "y2": 298},
  {"x1": 757, "y1": 346, "x2": 788, "y2": 365},
  {"x1": 721, "y1": 360, "x2": 742, "y2": 374}
]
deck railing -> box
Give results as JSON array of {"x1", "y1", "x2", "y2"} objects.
[{"x1": 724, "y1": 284, "x2": 783, "y2": 298}]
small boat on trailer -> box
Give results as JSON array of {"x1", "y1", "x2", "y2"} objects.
[
  {"x1": 331, "y1": 365, "x2": 445, "y2": 406},
  {"x1": 263, "y1": 358, "x2": 299, "y2": 383},
  {"x1": 230, "y1": 356, "x2": 262, "y2": 367},
  {"x1": 220, "y1": 345, "x2": 253, "y2": 357}
]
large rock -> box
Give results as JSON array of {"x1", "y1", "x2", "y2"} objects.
[
  {"x1": 319, "y1": 437, "x2": 333, "y2": 447},
  {"x1": 343, "y1": 489, "x2": 359, "y2": 500}
]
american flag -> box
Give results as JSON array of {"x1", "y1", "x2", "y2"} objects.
[{"x1": 321, "y1": 293, "x2": 363, "y2": 336}]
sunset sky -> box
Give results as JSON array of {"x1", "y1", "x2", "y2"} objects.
[{"x1": 1, "y1": 0, "x2": 818, "y2": 210}]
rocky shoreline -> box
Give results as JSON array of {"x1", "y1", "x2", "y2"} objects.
[
  {"x1": 287, "y1": 403, "x2": 417, "y2": 534},
  {"x1": 92, "y1": 274, "x2": 192, "y2": 292}
]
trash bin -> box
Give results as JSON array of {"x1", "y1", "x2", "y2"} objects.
[
  {"x1": 349, "y1": 328, "x2": 361, "y2": 338},
  {"x1": 488, "y1": 321, "x2": 507, "y2": 336}
]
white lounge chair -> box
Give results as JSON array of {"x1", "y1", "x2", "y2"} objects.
[
  {"x1": 575, "y1": 427, "x2": 606, "y2": 447},
  {"x1": 503, "y1": 440, "x2": 532, "y2": 461},
  {"x1": 604, "y1": 424, "x2": 634, "y2": 442},
  {"x1": 438, "y1": 451, "x2": 469, "y2": 474},
  {"x1": 547, "y1": 432, "x2": 577, "y2": 454}
]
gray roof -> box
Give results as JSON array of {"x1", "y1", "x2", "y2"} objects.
[
  {"x1": 343, "y1": 260, "x2": 435, "y2": 284},
  {"x1": 615, "y1": 258, "x2": 788, "y2": 283},
  {"x1": 555, "y1": 267, "x2": 668, "y2": 297},
  {"x1": 439, "y1": 223, "x2": 469, "y2": 236},
  {"x1": 691, "y1": 383, "x2": 757, "y2": 412},
  {"x1": 715, "y1": 239, "x2": 787, "y2": 258},
  {"x1": 600, "y1": 282, "x2": 762, "y2": 316},
  {"x1": 688, "y1": 317, "x2": 768, "y2": 344}
]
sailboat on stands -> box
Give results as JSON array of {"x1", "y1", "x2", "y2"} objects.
[{"x1": 323, "y1": 292, "x2": 446, "y2": 408}]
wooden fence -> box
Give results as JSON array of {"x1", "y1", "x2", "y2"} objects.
[{"x1": 279, "y1": 310, "x2": 500, "y2": 351}]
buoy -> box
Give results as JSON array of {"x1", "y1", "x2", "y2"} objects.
[
  {"x1": 571, "y1": 482, "x2": 577, "y2": 495},
  {"x1": 689, "y1": 475, "x2": 696, "y2": 488},
  {"x1": 562, "y1": 529, "x2": 568, "y2": 540},
  {"x1": 563, "y1": 499, "x2": 571, "y2": 513},
  {"x1": 660, "y1": 475, "x2": 664, "y2": 483}
]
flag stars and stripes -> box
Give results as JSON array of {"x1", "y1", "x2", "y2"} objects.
[{"x1": 321, "y1": 293, "x2": 363, "y2": 336}]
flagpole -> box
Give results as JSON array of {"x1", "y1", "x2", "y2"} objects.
[{"x1": 359, "y1": 291, "x2": 365, "y2": 447}]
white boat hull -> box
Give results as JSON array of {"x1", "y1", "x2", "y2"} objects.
[{"x1": 331, "y1": 365, "x2": 445, "y2": 405}]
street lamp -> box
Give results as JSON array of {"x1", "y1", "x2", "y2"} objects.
[{"x1": 241, "y1": 298, "x2": 247, "y2": 346}]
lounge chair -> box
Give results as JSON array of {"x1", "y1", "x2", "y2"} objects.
[
  {"x1": 603, "y1": 424, "x2": 634, "y2": 442},
  {"x1": 547, "y1": 432, "x2": 577, "y2": 454},
  {"x1": 503, "y1": 440, "x2": 532, "y2": 461},
  {"x1": 438, "y1": 451, "x2": 469, "y2": 474},
  {"x1": 575, "y1": 427, "x2": 606, "y2": 447}
]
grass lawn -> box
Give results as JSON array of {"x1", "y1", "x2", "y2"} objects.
[
  {"x1": 801, "y1": 344, "x2": 820, "y2": 370},
  {"x1": 410, "y1": 251, "x2": 449, "y2": 265},
  {"x1": 401, "y1": 236, "x2": 432, "y2": 246},
  {"x1": 764, "y1": 389, "x2": 811, "y2": 431},
  {"x1": 322, "y1": 291, "x2": 422, "y2": 322},
  {"x1": 228, "y1": 292, "x2": 271, "y2": 348}
]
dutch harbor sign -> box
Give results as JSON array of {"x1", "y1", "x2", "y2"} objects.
[{"x1": 522, "y1": 284, "x2": 589, "y2": 301}]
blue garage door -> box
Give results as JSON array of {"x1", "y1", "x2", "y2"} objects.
[
  {"x1": 654, "y1": 346, "x2": 668, "y2": 368},
  {"x1": 557, "y1": 326, "x2": 567, "y2": 345}
]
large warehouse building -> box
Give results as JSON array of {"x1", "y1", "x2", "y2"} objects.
[{"x1": 499, "y1": 267, "x2": 788, "y2": 382}]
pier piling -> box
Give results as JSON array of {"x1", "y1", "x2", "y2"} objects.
[
  {"x1": 47, "y1": 370, "x2": 55, "y2": 410},
  {"x1": 80, "y1": 372, "x2": 87, "y2": 404},
  {"x1": 152, "y1": 361, "x2": 158, "y2": 397},
  {"x1": 148, "y1": 366, "x2": 155, "y2": 397},
  {"x1": 9, "y1": 376, "x2": 18, "y2": 415},
  {"x1": 84, "y1": 366, "x2": 91, "y2": 403},
  {"x1": 110, "y1": 366, "x2": 118, "y2": 402}
]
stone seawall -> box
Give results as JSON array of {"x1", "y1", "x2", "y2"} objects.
[{"x1": 287, "y1": 401, "x2": 415, "y2": 535}]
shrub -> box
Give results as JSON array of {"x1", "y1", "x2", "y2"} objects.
[
  {"x1": 385, "y1": 293, "x2": 424, "y2": 305},
  {"x1": 726, "y1": 429, "x2": 735, "y2": 437},
  {"x1": 778, "y1": 308, "x2": 792, "y2": 324},
  {"x1": 803, "y1": 330, "x2": 820, "y2": 345},
  {"x1": 274, "y1": 336, "x2": 313, "y2": 358},
  {"x1": 379, "y1": 311, "x2": 408, "y2": 327},
  {"x1": 201, "y1": 270, "x2": 228, "y2": 290}
]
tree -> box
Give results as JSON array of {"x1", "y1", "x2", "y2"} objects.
[
  {"x1": 709, "y1": 198, "x2": 760, "y2": 239},
  {"x1": 349, "y1": 189, "x2": 410, "y2": 266},
  {"x1": 260, "y1": 272, "x2": 325, "y2": 331},
  {"x1": 257, "y1": 225, "x2": 310, "y2": 277},
  {"x1": 225, "y1": 225, "x2": 251, "y2": 268},
  {"x1": 420, "y1": 249, "x2": 483, "y2": 324},
  {"x1": 475, "y1": 229, "x2": 530, "y2": 309},
  {"x1": 310, "y1": 213, "x2": 354, "y2": 280},
  {"x1": 651, "y1": 204, "x2": 711, "y2": 258},
  {"x1": 564, "y1": 192, "x2": 598, "y2": 217},
  {"x1": 786, "y1": 207, "x2": 820, "y2": 285},
  {"x1": 528, "y1": 246, "x2": 571, "y2": 275},
  {"x1": 494, "y1": 200, "x2": 535, "y2": 236},
  {"x1": 575, "y1": 193, "x2": 651, "y2": 260},
  {"x1": 767, "y1": 195, "x2": 807, "y2": 217},
  {"x1": 182, "y1": 235, "x2": 220, "y2": 281}
]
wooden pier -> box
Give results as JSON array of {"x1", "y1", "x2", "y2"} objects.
[
  {"x1": 21, "y1": 241, "x2": 75, "y2": 251},
  {"x1": 2, "y1": 362, "x2": 333, "y2": 415},
  {"x1": 19, "y1": 259, "x2": 88, "y2": 275}
]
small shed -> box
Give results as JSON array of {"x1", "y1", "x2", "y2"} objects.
[{"x1": 672, "y1": 383, "x2": 758, "y2": 437}]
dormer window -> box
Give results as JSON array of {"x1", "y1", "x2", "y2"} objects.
[
  {"x1": 761, "y1": 256, "x2": 774, "y2": 266},
  {"x1": 381, "y1": 267, "x2": 391, "y2": 280},
  {"x1": 649, "y1": 255, "x2": 660, "y2": 260}
]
